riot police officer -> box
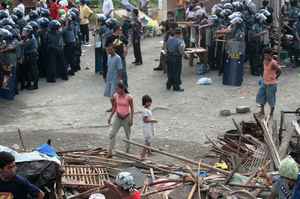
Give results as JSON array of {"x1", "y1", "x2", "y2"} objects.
[
  {"x1": 46, "y1": 20, "x2": 68, "y2": 82},
  {"x1": 63, "y1": 11, "x2": 77, "y2": 76},
  {"x1": 37, "y1": 17, "x2": 49, "y2": 77},
  {"x1": 22, "y1": 25, "x2": 39, "y2": 90},
  {"x1": 166, "y1": 28, "x2": 185, "y2": 92}
]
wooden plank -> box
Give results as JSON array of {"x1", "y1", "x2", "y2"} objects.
[
  {"x1": 122, "y1": 140, "x2": 230, "y2": 175},
  {"x1": 254, "y1": 114, "x2": 281, "y2": 169},
  {"x1": 279, "y1": 122, "x2": 295, "y2": 159},
  {"x1": 293, "y1": 120, "x2": 300, "y2": 136}
]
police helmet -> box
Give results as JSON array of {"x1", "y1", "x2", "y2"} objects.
[
  {"x1": 115, "y1": 172, "x2": 136, "y2": 191},
  {"x1": 229, "y1": 12, "x2": 242, "y2": 20},
  {"x1": 97, "y1": 14, "x2": 107, "y2": 24},
  {"x1": 13, "y1": 8, "x2": 24, "y2": 19},
  {"x1": 37, "y1": 17, "x2": 50, "y2": 29},
  {"x1": 106, "y1": 18, "x2": 119, "y2": 29},
  {"x1": 0, "y1": 10, "x2": 9, "y2": 20},
  {"x1": 48, "y1": 20, "x2": 61, "y2": 30},
  {"x1": 69, "y1": 8, "x2": 80, "y2": 16},
  {"x1": 22, "y1": 24, "x2": 33, "y2": 35},
  {"x1": 255, "y1": 13, "x2": 267, "y2": 23},
  {"x1": 0, "y1": 28, "x2": 13, "y2": 47},
  {"x1": 224, "y1": 3, "x2": 233, "y2": 10},
  {"x1": 232, "y1": 1, "x2": 243, "y2": 11},
  {"x1": 28, "y1": 21, "x2": 40, "y2": 32},
  {"x1": 259, "y1": 9, "x2": 271, "y2": 17},
  {"x1": 67, "y1": 10, "x2": 77, "y2": 21},
  {"x1": 29, "y1": 10, "x2": 39, "y2": 21},
  {"x1": 0, "y1": 18, "x2": 16, "y2": 28},
  {"x1": 3, "y1": 25, "x2": 19, "y2": 39},
  {"x1": 220, "y1": 9, "x2": 233, "y2": 17},
  {"x1": 212, "y1": 4, "x2": 223, "y2": 15},
  {"x1": 230, "y1": 16, "x2": 243, "y2": 25},
  {"x1": 40, "y1": 8, "x2": 50, "y2": 18}
]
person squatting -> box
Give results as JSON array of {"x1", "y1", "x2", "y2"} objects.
[{"x1": 0, "y1": 6, "x2": 82, "y2": 95}]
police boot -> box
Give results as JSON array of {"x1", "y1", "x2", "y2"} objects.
[
  {"x1": 173, "y1": 86, "x2": 184, "y2": 92},
  {"x1": 25, "y1": 82, "x2": 32, "y2": 90},
  {"x1": 33, "y1": 81, "x2": 38, "y2": 90}
]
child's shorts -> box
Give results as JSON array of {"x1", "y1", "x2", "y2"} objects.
[{"x1": 256, "y1": 83, "x2": 277, "y2": 108}]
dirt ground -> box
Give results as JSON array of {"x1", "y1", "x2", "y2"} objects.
[{"x1": 0, "y1": 36, "x2": 300, "y2": 161}]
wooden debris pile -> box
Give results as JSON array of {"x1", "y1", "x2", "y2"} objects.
[{"x1": 57, "y1": 113, "x2": 300, "y2": 199}]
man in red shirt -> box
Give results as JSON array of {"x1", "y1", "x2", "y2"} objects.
[{"x1": 49, "y1": 0, "x2": 60, "y2": 19}]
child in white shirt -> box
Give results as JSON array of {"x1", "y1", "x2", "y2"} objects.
[{"x1": 140, "y1": 95, "x2": 157, "y2": 159}]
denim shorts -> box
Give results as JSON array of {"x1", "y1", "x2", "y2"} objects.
[{"x1": 256, "y1": 83, "x2": 277, "y2": 107}]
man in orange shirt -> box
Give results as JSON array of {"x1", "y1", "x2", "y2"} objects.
[{"x1": 256, "y1": 48, "x2": 281, "y2": 118}]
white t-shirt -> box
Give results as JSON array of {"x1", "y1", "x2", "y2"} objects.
[
  {"x1": 142, "y1": 108, "x2": 154, "y2": 141},
  {"x1": 102, "y1": 0, "x2": 114, "y2": 17}
]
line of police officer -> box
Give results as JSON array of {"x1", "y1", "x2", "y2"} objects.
[{"x1": 0, "y1": 6, "x2": 81, "y2": 95}]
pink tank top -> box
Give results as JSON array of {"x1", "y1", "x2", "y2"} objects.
[
  {"x1": 263, "y1": 59, "x2": 278, "y2": 85},
  {"x1": 115, "y1": 94, "x2": 131, "y2": 118}
]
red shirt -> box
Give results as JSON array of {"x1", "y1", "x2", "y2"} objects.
[
  {"x1": 49, "y1": 2, "x2": 60, "y2": 19},
  {"x1": 124, "y1": 192, "x2": 141, "y2": 199}
]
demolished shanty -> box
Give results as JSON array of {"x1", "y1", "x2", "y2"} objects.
[{"x1": 1, "y1": 110, "x2": 300, "y2": 199}]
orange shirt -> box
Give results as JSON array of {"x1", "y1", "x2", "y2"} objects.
[{"x1": 263, "y1": 59, "x2": 279, "y2": 85}]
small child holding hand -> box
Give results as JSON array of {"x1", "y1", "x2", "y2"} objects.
[{"x1": 140, "y1": 95, "x2": 158, "y2": 159}]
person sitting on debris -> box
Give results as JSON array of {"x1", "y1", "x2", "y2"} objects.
[
  {"x1": 256, "y1": 48, "x2": 281, "y2": 118},
  {"x1": 268, "y1": 156, "x2": 299, "y2": 199},
  {"x1": 140, "y1": 94, "x2": 157, "y2": 159},
  {"x1": 0, "y1": 151, "x2": 45, "y2": 199},
  {"x1": 104, "y1": 172, "x2": 141, "y2": 199}
]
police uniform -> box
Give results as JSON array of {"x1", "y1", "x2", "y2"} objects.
[
  {"x1": 131, "y1": 13, "x2": 143, "y2": 65},
  {"x1": 248, "y1": 22, "x2": 264, "y2": 75},
  {"x1": 63, "y1": 21, "x2": 76, "y2": 75},
  {"x1": 166, "y1": 28, "x2": 185, "y2": 91},
  {"x1": 23, "y1": 34, "x2": 39, "y2": 89},
  {"x1": 46, "y1": 25, "x2": 67, "y2": 82}
]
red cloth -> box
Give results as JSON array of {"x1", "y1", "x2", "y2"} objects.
[
  {"x1": 49, "y1": 2, "x2": 60, "y2": 19},
  {"x1": 124, "y1": 192, "x2": 141, "y2": 199}
]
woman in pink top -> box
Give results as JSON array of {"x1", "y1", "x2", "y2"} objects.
[
  {"x1": 107, "y1": 82, "x2": 134, "y2": 158},
  {"x1": 256, "y1": 48, "x2": 281, "y2": 118}
]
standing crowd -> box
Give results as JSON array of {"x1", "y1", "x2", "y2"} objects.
[{"x1": 0, "y1": 0, "x2": 94, "y2": 99}]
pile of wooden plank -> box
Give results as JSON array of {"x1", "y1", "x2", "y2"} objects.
[{"x1": 56, "y1": 113, "x2": 300, "y2": 199}]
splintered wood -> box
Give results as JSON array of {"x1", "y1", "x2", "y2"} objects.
[{"x1": 62, "y1": 165, "x2": 109, "y2": 189}]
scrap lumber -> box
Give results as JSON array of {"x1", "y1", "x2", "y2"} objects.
[
  {"x1": 279, "y1": 122, "x2": 295, "y2": 159},
  {"x1": 114, "y1": 150, "x2": 182, "y2": 176},
  {"x1": 254, "y1": 114, "x2": 281, "y2": 169},
  {"x1": 292, "y1": 120, "x2": 300, "y2": 136},
  {"x1": 123, "y1": 139, "x2": 230, "y2": 175},
  {"x1": 17, "y1": 128, "x2": 26, "y2": 151}
]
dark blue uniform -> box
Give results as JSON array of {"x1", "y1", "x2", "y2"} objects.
[
  {"x1": 23, "y1": 34, "x2": 39, "y2": 89},
  {"x1": 63, "y1": 22, "x2": 76, "y2": 75},
  {"x1": 46, "y1": 30, "x2": 67, "y2": 82},
  {"x1": 166, "y1": 36, "x2": 185, "y2": 90}
]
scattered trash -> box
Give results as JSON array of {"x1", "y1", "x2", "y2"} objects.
[{"x1": 197, "y1": 77, "x2": 212, "y2": 85}]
